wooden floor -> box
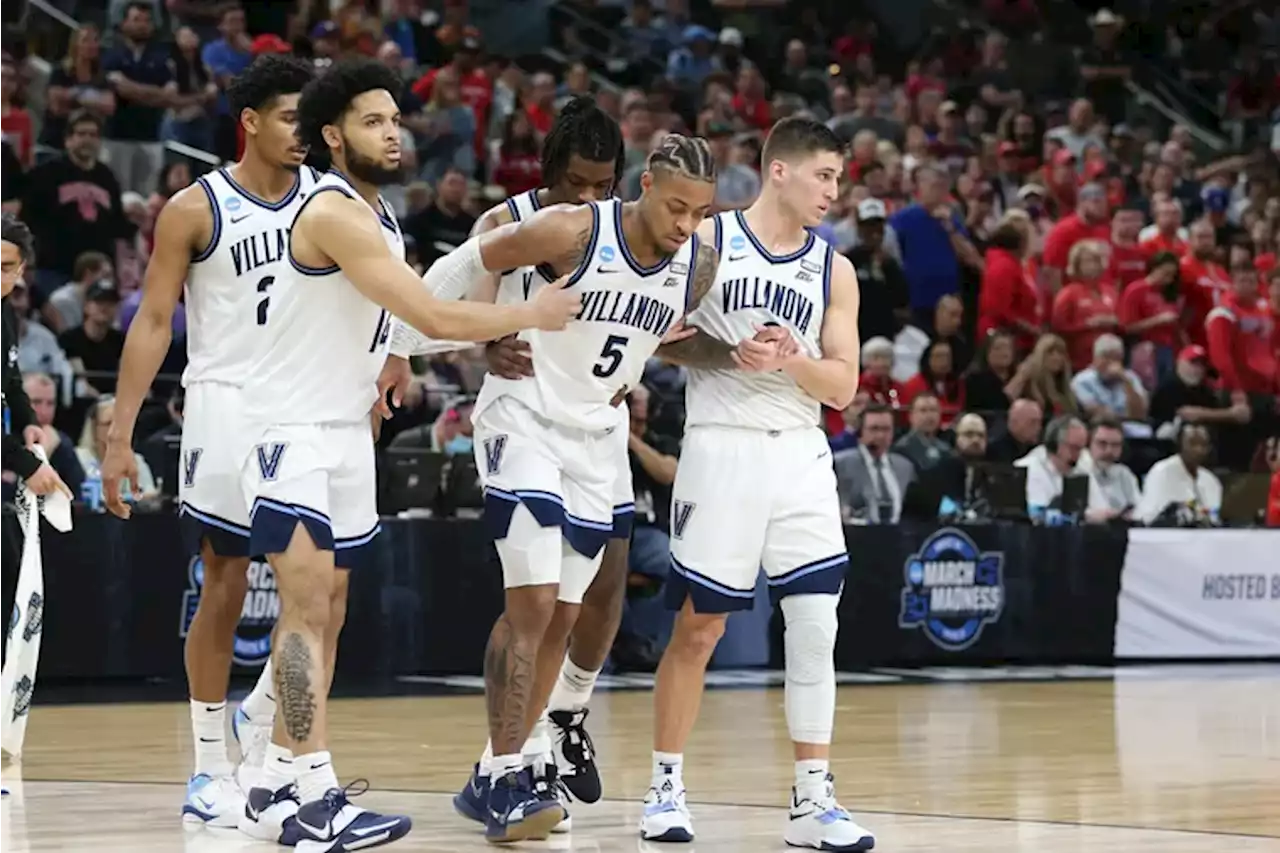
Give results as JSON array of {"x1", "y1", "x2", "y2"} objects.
[{"x1": 2, "y1": 668, "x2": 1278, "y2": 851}]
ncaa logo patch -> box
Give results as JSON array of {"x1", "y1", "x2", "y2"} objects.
[
  {"x1": 180, "y1": 555, "x2": 279, "y2": 667},
  {"x1": 224, "y1": 196, "x2": 242, "y2": 212},
  {"x1": 898, "y1": 528, "x2": 1004, "y2": 651},
  {"x1": 599, "y1": 245, "x2": 616, "y2": 263},
  {"x1": 729, "y1": 235, "x2": 747, "y2": 251}
]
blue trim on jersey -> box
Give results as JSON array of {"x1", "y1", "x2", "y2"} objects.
[
  {"x1": 665, "y1": 554, "x2": 757, "y2": 613},
  {"x1": 734, "y1": 209, "x2": 815, "y2": 264},
  {"x1": 334, "y1": 522, "x2": 382, "y2": 570},
  {"x1": 684, "y1": 232, "x2": 700, "y2": 314},
  {"x1": 286, "y1": 185, "x2": 355, "y2": 276},
  {"x1": 766, "y1": 553, "x2": 848, "y2": 604},
  {"x1": 527, "y1": 189, "x2": 542, "y2": 211},
  {"x1": 504, "y1": 196, "x2": 520, "y2": 222},
  {"x1": 712, "y1": 213, "x2": 723, "y2": 257},
  {"x1": 375, "y1": 196, "x2": 399, "y2": 234},
  {"x1": 191, "y1": 177, "x2": 221, "y2": 262},
  {"x1": 179, "y1": 502, "x2": 250, "y2": 535},
  {"x1": 565, "y1": 203, "x2": 601, "y2": 287},
  {"x1": 821, "y1": 241, "x2": 835, "y2": 307},
  {"x1": 219, "y1": 167, "x2": 301, "y2": 211},
  {"x1": 614, "y1": 199, "x2": 671, "y2": 277}
]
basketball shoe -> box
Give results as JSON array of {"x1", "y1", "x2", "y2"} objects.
[
  {"x1": 639, "y1": 777, "x2": 694, "y2": 842},
  {"x1": 292, "y1": 783, "x2": 411, "y2": 853},
  {"x1": 783, "y1": 773, "x2": 875, "y2": 851},
  {"x1": 532, "y1": 761, "x2": 573, "y2": 833},
  {"x1": 238, "y1": 782, "x2": 302, "y2": 844},
  {"x1": 452, "y1": 764, "x2": 490, "y2": 824},
  {"x1": 485, "y1": 768, "x2": 565, "y2": 843},
  {"x1": 182, "y1": 772, "x2": 246, "y2": 827},
  {"x1": 547, "y1": 708, "x2": 601, "y2": 802},
  {"x1": 231, "y1": 704, "x2": 272, "y2": 791}
]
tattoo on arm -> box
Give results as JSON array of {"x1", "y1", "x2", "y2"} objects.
[
  {"x1": 558, "y1": 225, "x2": 593, "y2": 277},
  {"x1": 483, "y1": 613, "x2": 535, "y2": 756},
  {"x1": 274, "y1": 632, "x2": 317, "y2": 744},
  {"x1": 656, "y1": 242, "x2": 737, "y2": 369}
]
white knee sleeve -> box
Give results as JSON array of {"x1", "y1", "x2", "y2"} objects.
[
  {"x1": 557, "y1": 544, "x2": 604, "y2": 605},
  {"x1": 780, "y1": 594, "x2": 838, "y2": 745},
  {"x1": 495, "y1": 504, "x2": 563, "y2": 589}
]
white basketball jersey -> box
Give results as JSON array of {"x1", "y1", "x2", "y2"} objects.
[
  {"x1": 495, "y1": 189, "x2": 557, "y2": 306},
  {"x1": 183, "y1": 166, "x2": 320, "y2": 386},
  {"x1": 242, "y1": 170, "x2": 405, "y2": 426},
  {"x1": 474, "y1": 198, "x2": 697, "y2": 432},
  {"x1": 685, "y1": 210, "x2": 834, "y2": 431}
]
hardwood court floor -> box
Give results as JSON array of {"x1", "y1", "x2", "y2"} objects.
[{"x1": 2, "y1": 669, "x2": 1278, "y2": 852}]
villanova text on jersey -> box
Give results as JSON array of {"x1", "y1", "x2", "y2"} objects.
[
  {"x1": 230, "y1": 227, "x2": 289, "y2": 278},
  {"x1": 576, "y1": 289, "x2": 678, "y2": 338},
  {"x1": 719, "y1": 274, "x2": 815, "y2": 337}
]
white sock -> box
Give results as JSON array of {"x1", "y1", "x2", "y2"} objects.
[
  {"x1": 478, "y1": 740, "x2": 494, "y2": 778},
  {"x1": 652, "y1": 751, "x2": 683, "y2": 788},
  {"x1": 487, "y1": 753, "x2": 524, "y2": 779},
  {"x1": 295, "y1": 750, "x2": 339, "y2": 804},
  {"x1": 795, "y1": 758, "x2": 829, "y2": 798},
  {"x1": 523, "y1": 717, "x2": 552, "y2": 764},
  {"x1": 240, "y1": 661, "x2": 276, "y2": 722},
  {"x1": 547, "y1": 658, "x2": 600, "y2": 712},
  {"x1": 261, "y1": 742, "x2": 295, "y2": 792},
  {"x1": 190, "y1": 700, "x2": 231, "y2": 776}
]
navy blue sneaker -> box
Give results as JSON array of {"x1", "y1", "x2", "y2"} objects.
[
  {"x1": 484, "y1": 769, "x2": 565, "y2": 843},
  {"x1": 292, "y1": 782, "x2": 412, "y2": 853},
  {"x1": 452, "y1": 764, "x2": 490, "y2": 824},
  {"x1": 238, "y1": 783, "x2": 301, "y2": 843}
]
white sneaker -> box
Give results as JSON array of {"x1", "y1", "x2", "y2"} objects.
[
  {"x1": 639, "y1": 779, "x2": 694, "y2": 843},
  {"x1": 231, "y1": 706, "x2": 271, "y2": 793},
  {"x1": 238, "y1": 783, "x2": 301, "y2": 843},
  {"x1": 784, "y1": 774, "x2": 875, "y2": 851},
  {"x1": 182, "y1": 773, "x2": 246, "y2": 828}
]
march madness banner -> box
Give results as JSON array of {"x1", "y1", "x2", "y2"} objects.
[{"x1": 1115, "y1": 529, "x2": 1280, "y2": 658}]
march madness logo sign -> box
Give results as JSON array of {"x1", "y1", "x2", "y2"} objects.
[
  {"x1": 898, "y1": 528, "x2": 1004, "y2": 651},
  {"x1": 180, "y1": 555, "x2": 279, "y2": 667}
]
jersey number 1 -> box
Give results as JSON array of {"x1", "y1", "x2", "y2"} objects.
[
  {"x1": 255, "y1": 276, "x2": 275, "y2": 325},
  {"x1": 592, "y1": 334, "x2": 629, "y2": 379}
]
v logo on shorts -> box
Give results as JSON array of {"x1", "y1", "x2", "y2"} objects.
[
  {"x1": 672, "y1": 500, "x2": 696, "y2": 539},
  {"x1": 183, "y1": 448, "x2": 202, "y2": 488},
  {"x1": 483, "y1": 435, "x2": 508, "y2": 476},
  {"x1": 255, "y1": 442, "x2": 287, "y2": 482}
]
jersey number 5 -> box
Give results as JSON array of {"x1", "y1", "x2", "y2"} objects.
[
  {"x1": 592, "y1": 334, "x2": 629, "y2": 379},
  {"x1": 255, "y1": 276, "x2": 275, "y2": 326}
]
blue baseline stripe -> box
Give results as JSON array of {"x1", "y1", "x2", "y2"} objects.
[
  {"x1": 335, "y1": 524, "x2": 381, "y2": 548},
  {"x1": 252, "y1": 496, "x2": 333, "y2": 525},
  {"x1": 180, "y1": 502, "x2": 250, "y2": 536},
  {"x1": 670, "y1": 554, "x2": 756, "y2": 599},
  {"x1": 767, "y1": 553, "x2": 850, "y2": 586}
]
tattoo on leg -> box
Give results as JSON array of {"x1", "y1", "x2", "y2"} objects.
[
  {"x1": 274, "y1": 632, "x2": 316, "y2": 743},
  {"x1": 484, "y1": 614, "x2": 535, "y2": 751}
]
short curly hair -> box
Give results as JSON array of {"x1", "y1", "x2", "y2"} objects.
[
  {"x1": 297, "y1": 59, "x2": 403, "y2": 154},
  {"x1": 1, "y1": 212, "x2": 35, "y2": 263},
  {"x1": 226, "y1": 54, "x2": 315, "y2": 120}
]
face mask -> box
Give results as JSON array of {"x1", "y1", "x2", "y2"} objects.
[{"x1": 444, "y1": 434, "x2": 473, "y2": 456}]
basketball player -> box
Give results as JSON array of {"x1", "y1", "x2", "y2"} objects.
[
  {"x1": 101, "y1": 55, "x2": 318, "y2": 832},
  {"x1": 639, "y1": 118, "x2": 876, "y2": 850},
  {"x1": 238, "y1": 58, "x2": 577, "y2": 851}
]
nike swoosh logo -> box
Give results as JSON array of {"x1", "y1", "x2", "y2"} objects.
[
  {"x1": 198, "y1": 737, "x2": 219, "y2": 743},
  {"x1": 196, "y1": 797, "x2": 216, "y2": 811},
  {"x1": 296, "y1": 817, "x2": 332, "y2": 837},
  {"x1": 309, "y1": 761, "x2": 331, "y2": 770},
  {"x1": 729, "y1": 254, "x2": 749, "y2": 261},
  {"x1": 230, "y1": 214, "x2": 252, "y2": 224},
  {"x1": 351, "y1": 818, "x2": 402, "y2": 837},
  {"x1": 596, "y1": 266, "x2": 618, "y2": 274},
  {"x1": 490, "y1": 809, "x2": 504, "y2": 822}
]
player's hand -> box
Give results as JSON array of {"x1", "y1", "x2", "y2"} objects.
[
  {"x1": 660, "y1": 318, "x2": 698, "y2": 346},
  {"x1": 24, "y1": 462, "x2": 71, "y2": 499},
  {"x1": 375, "y1": 355, "x2": 414, "y2": 419},
  {"x1": 733, "y1": 338, "x2": 784, "y2": 372},
  {"x1": 753, "y1": 324, "x2": 799, "y2": 359},
  {"x1": 22, "y1": 424, "x2": 43, "y2": 449},
  {"x1": 485, "y1": 335, "x2": 534, "y2": 379},
  {"x1": 100, "y1": 438, "x2": 138, "y2": 519},
  {"x1": 529, "y1": 279, "x2": 581, "y2": 330}
]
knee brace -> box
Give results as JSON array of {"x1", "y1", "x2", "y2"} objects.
[
  {"x1": 780, "y1": 594, "x2": 838, "y2": 744},
  {"x1": 494, "y1": 504, "x2": 563, "y2": 590}
]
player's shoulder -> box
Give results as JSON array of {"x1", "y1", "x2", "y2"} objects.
[
  {"x1": 474, "y1": 199, "x2": 516, "y2": 236},
  {"x1": 155, "y1": 180, "x2": 215, "y2": 241}
]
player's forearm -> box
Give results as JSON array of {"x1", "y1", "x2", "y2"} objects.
[
  {"x1": 110, "y1": 310, "x2": 173, "y2": 441},
  {"x1": 780, "y1": 356, "x2": 859, "y2": 410},
  {"x1": 410, "y1": 296, "x2": 536, "y2": 344},
  {"x1": 656, "y1": 330, "x2": 736, "y2": 369}
]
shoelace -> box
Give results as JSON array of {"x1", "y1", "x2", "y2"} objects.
[
  {"x1": 532, "y1": 764, "x2": 575, "y2": 804},
  {"x1": 322, "y1": 778, "x2": 371, "y2": 810},
  {"x1": 552, "y1": 710, "x2": 596, "y2": 767}
]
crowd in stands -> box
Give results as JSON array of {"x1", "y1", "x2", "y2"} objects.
[{"x1": 1, "y1": 0, "x2": 1278, "y2": 532}]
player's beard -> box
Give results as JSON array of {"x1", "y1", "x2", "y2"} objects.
[{"x1": 344, "y1": 139, "x2": 403, "y2": 186}]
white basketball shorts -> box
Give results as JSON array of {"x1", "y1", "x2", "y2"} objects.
[
  {"x1": 179, "y1": 381, "x2": 253, "y2": 556},
  {"x1": 472, "y1": 396, "x2": 618, "y2": 601},
  {"x1": 239, "y1": 420, "x2": 380, "y2": 570},
  {"x1": 608, "y1": 403, "x2": 635, "y2": 540},
  {"x1": 667, "y1": 425, "x2": 849, "y2": 613}
]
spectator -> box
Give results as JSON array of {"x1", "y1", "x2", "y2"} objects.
[
  {"x1": 389, "y1": 397, "x2": 476, "y2": 455},
  {"x1": 1265, "y1": 436, "x2": 1280, "y2": 527},
  {"x1": 165, "y1": 26, "x2": 218, "y2": 155},
  {"x1": 21, "y1": 372, "x2": 86, "y2": 494},
  {"x1": 621, "y1": 99, "x2": 656, "y2": 171},
  {"x1": 2, "y1": 141, "x2": 21, "y2": 214},
  {"x1": 1179, "y1": 218, "x2": 1231, "y2": 347},
  {"x1": 833, "y1": 403, "x2": 916, "y2": 523},
  {"x1": 102, "y1": 1, "x2": 175, "y2": 194},
  {"x1": 492, "y1": 111, "x2": 541, "y2": 198},
  {"x1": 972, "y1": 32, "x2": 1020, "y2": 119},
  {"x1": 76, "y1": 395, "x2": 159, "y2": 504},
  {"x1": 977, "y1": 214, "x2": 1042, "y2": 354},
  {"x1": 828, "y1": 390, "x2": 869, "y2": 452},
  {"x1": 1078, "y1": 10, "x2": 1132, "y2": 124},
  {"x1": 43, "y1": 250, "x2": 112, "y2": 335},
  {"x1": 1078, "y1": 414, "x2": 1140, "y2": 517},
  {"x1": 856, "y1": 336, "x2": 904, "y2": 410},
  {"x1": 666, "y1": 26, "x2": 718, "y2": 88},
  {"x1": 1052, "y1": 239, "x2": 1120, "y2": 371},
  {"x1": 418, "y1": 67, "x2": 478, "y2": 183},
  {"x1": 900, "y1": 338, "x2": 965, "y2": 429},
  {"x1": 731, "y1": 66, "x2": 772, "y2": 133},
  {"x1": 1139, "y1": 197, "x2": 1188, "y2": 256},
  {"x1": 1135, "y1": 423, "x2": 1222, "y2": 524},
  {"x1": 58, "y1": 281, "x2": 124, "y2": 397},
  {"x1": 1070, "y1": 334, "x2": 1148, "y2": 420},
  {"x1": 1042, "y1": 182, "x2": 1112, "y2": 294},
  {"x1": 1019, "y1": 333, "x2": 1078, "y2": 416},
  {"x1": 626, "y1": 384, "x2": 679, "y2": 581},
  {"x1": 987, "y1": 397, "x2": 1044, "y2": 463},
  {"x1": 908, "y1": 411, "x2": 989, "y2": 515},
  {"x1": 619, "y1": 0, "x2": 670, "y2": 69},
  {"x1": 847, "y1": 198, "x2": 909, "y2": 344},
  {"x1": 828, "y1": 83, "x2": 902, "y2": 149},
  {"x1": 706, "y1": 123, "x2": 759, "y2": 212},
  {"x1": 526, "y1": 72, "x2": 558, "y2": 137},
  {"x1": 404, "y1": 167, "x2": 475, "y2": 268},
  {"x1": 1014, "y1": 415, "x2": 1110, "y2": 519},
  {"x1": 890, "y1": 165, "x2": 982, "y2": 328},
  {"x1": 1119, "y1": 250, "x2": 1183, "y2": 380},
  {"x1": 929, "y1": 101, "x2": 975, "y2": 175},
  {"x1": 933, "y1": 289, "x2": 973, "y2": 368},
  {"x1": 1109, "y1": 204, "x2": 1149, "y2": 287},
  {"x1": 893, "y1": 392, "x2": 950, "y2": 473},
  {"x1": 411, "y1": 35, "x2": 491, "y2": 151},
  {"x1": 1148, "y1": 345, "x2": 1251, "y2": 436},
  {"x1": 777, "y1": 39, "x2": 828, "y2": 108},
  {"x1": 1207, "y1": 253, "x2": 1279, "y2": 395},
  {"x1": 8, "y1": 279, "x2": 75, "y2": 399},
  {"x1": 964, "y1": 329, "x2": 1022, "y2": 414},
  {"x1": 1, "y1": 55, "x2": 34, "y2": 169},
  {"x1": 20, "y1": 112, "x2": 129, "y2": 290},
  {"x1": 41, "y1": 24, "x2": 116, "y2": 155},
  {"x1": 1045, "y1": 98, "x2": 1105, "y2": 160}
]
